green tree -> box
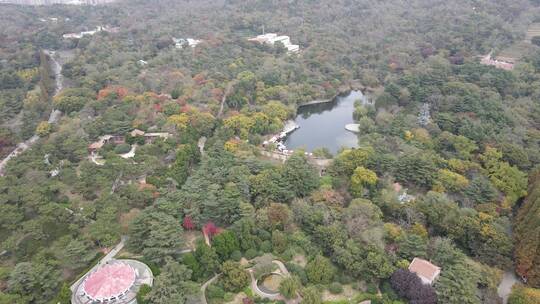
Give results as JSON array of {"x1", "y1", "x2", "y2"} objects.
[
  {"x1": 395, "y1": 153, "x2": 438, "y2": 188},
  {"x1": 463, "y1": 176, "x2": 498, "y2": 205},
  {"x1": 8, "y1": 259, "x2": 61, "y2": 303},
  {"x1": 194, "y1": 241, "x2": 220, "y2": 278},
  {"x1": 170, "y1": 143, "x2": 200, "y2": 186},
  {"x1": 331, "y1": 147, "x2": 374, "y2": 176},
  {"x1": 514, "y1": 170, "x2": 540, "y2": 287},
  {"x1": 61, "y1": 237, "x2": 98, "y2": 270},
  {"x1": 220, "y1": 261, "x2": 249, "y2": 292},
  {"x1": 146, "y1": 259, "x2": 199, "y2": 304},
  {"x1": 282, "y1": 153, "x2": 320, "y2": 197},
  {"x1": 301, "y1": 286, "x2": 322, "y2": 304},
  {"x1": 508, "y1": 284, "x2": 540, "y2": 304},
  {"x1": 35, "y1": 121, "x2": 51, "y2": 137},
  {"x1": 363, "y1": 250, "x2": 395, "y2": 281},
  {"x1": 279, "y1": 275, "x2": 301, "y2": 299},
  {"x1": 53, "y1": 88, "x2": 94, "y2": 113},
  {"x1": 350, "y1": 166, "x2": 378, "y2": 197},
  {"x1": 212, "y1": 230, "x2": 240, "y2": 261},
  {"x1": 250, "y1": 168, "x2": 294, "y2": 206},
  {"x1": 52, "y1": 283, "x2": 71, "y2": 304},
  {"x1": 434, "y1": 261, "x2": 480, "y2": 304},
  {"x1": 271, "y1": 230, "x2": 288, "y2": 253},
  {"x1": 343, "y1": 199, "x2": 384, "y2": 248},
  {"x1": 136, "y1": 284, "x2": 152, "y2": 304},
  {"x1": 305, "y1": 255, "x2": 335, "y2": 284},
  {"x1": 480, "y1": 147, "x2": 527, "y2": 206},
  {"x1": 398, "y1": 234, "x2": 428, "y2": 260},
  {"x1": 128, "y1": 210, "x2": 184, "y2": 264}
]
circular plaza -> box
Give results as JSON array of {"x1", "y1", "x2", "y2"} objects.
[{"x1": 72, "y1": 259, "x2": 153, "y2": 304}]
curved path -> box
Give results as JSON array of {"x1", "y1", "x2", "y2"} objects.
[
  {"x1": 70, "y1": 236, "x2": 127, "y2": 292},
  {"x1": 200, "y1": 259, "x2": 294, "y2": 304},
  {"x1": 249, "y1": 260, "x2": 291, "y2": 301},
  {"x1": 0, "y1": 50, "x2": 63, "y2": 176},
  {"x1": 200, "y1": 274, "x2": 221, "y2": 304},
  {"x1": 497, "y1": 270, "x2": 520, "y2": 304}
]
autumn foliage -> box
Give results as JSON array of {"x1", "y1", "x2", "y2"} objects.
[
  {"x1": 183, "y1": 216, "x2": 195, "y2": 230},
  {"x1": 202, "y1": 221, "x2": 220, "y2": 238},
  {"x1": 97, "y1": 86, "x2": 129, "y2": 100},
  {"x1": 514, "y1": 169, "x2": 540, "y2": 288}
]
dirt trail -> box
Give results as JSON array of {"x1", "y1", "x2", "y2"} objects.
[
  {"x1": 0, "y1": 50, "x2": 64, "y2": 176},
  {"x1": 497, "y1": 271, "x2": 520, "y2": 304}
]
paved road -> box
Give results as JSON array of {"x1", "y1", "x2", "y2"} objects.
[
  {"x1": 198, "y1": 136, "x2": 206, "y2": 155},
  {"x1": 217, "y1": 81, "x2": 236, "y2": 118},
  {"x1": 498, "y1": 270, "x2": 520, "y2": 304},
  {"x1": 200, "y1": 273, "x2": 220, "y2": 304},
  {"x1": 70, "y1": 236, "x2": 127, "y2": 292},
  {"x1": 0, "y1": 50, "x2": 63, "y2": 176}
]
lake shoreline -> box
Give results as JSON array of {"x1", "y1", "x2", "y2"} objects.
[
  {"x1": 284, "y1": 90, "x2": 367, "y2": 154},
  {"x1": 297, "y1": 83, "x2": 376, "y2": 108}
]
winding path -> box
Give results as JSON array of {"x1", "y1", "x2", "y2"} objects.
[
  {"x1": 498, "y1": 271, "x2": 520, "y2": 304},
  {"x1": 0, "y1": 50, "x2": 63, "y2": 176},
  {"x1": 70, "y1": 236, "x2": 127, "y2": 292},
  {"x1": 217, "y1": 81, "x2": 236, "y2": 118},
  {"x1": 200, "y1": 274, "x2": 221, "y2": 304},
  {"x1": 200, "y1": 259, "x2": 294, "y2": 304}
]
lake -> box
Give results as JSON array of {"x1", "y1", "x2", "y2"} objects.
[{"x1": 284, "y1": 90, "x2": 368, "y2": 155}]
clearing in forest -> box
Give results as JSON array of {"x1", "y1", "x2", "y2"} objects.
[{"x1": 497, "y1": 22, "x2": 540, "y2": 62}]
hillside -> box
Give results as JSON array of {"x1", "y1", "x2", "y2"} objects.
[{"x1": 1, "y1": 1, "x2": 540, "y2": 304}]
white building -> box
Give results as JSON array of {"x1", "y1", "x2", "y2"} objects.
[
  {"x1": 173, "y1": 38, "x2": 202, "y2": 49},
  {"x1": 249, "y1": 33, "x2": 300, "y2": 54},
  {"x1": 63, "y1": 26, "x2": 110, "y2": 39}
]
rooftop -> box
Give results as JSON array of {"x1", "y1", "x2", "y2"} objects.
[
  {"x1": 72, "y1": 259, "x2": 154, "y2": 304},
  {"x1": 82, "y1": 262, "x2": 136, "y2": 301},
  {"x1": 408, "y1": 258, "x2": 441, "y2": 285}
]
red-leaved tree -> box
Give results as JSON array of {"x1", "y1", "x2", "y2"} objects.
[
  {"x1": 183, "y1": 216, "x2": 195, "y2": 230},
  {"x1": 202, "y1": 222, "x2": 218, "y2": 238}
]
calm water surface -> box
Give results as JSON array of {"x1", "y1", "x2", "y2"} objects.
[{"x1": 284, "y1": 90, "x2": 368, "y2": 154}]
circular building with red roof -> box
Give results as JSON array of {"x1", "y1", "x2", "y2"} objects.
[{"x1": 72, "y1": 259, "x2": 153, "y2": 304}]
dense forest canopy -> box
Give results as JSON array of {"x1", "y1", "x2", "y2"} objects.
[{"x1": 1, "y1": 0, "x2": 540, "y2": 304}]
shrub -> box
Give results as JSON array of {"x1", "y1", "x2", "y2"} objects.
[
  {"x1": 338, "y1": 273, "x2": 354, "y2": 285},
  {"x1": 301, "y1": 286, "x2": 322, "y2": 304},
  {"x1": 230, "y1": 250, "x2": 242, "y2": 261},
  {"x1": 305, "y1": 255, "x2": 335, "y2": 284},
  {"x1": 328, "y1": 282, "x2": 343, "y2": 294},
  {"x1": 279, "y1": 275, "x2": 301, "y2": 299},
  {"x1": 213, "y1": 230, "x2": 240, "y2": 261},
  {"x1": 220, "y1": 261, "x2": 250, "y2": 292},
  {"x1": 279, "y1": 249, "x2": 294, "y2": 262},
  {"x1": 366, "y1": 282, "x2": 378, "y2": 294},
  {"x1": 508, "y1": 284, "x2": 540, "y2": 304},
  {"x1": 223, "y1": 292, "x2": 235, "y2": 302},
  {"x1": 206, "y1": 285, "x2": 225, "y2": 299},
  {"x1": 254, "y1": 262, "x2": 276, "y2": 280},
  {"x1": 136, "y1": 284, "x2": 152, "y2": 304},
  {"x1": 258, "y1": 229, "x2": 272, "y2": 241},
  {"x1": 285, "y1": 262, "x2": 308, "y2": 285},
  {"x1": 114, "y1": 143, "x2": 132, "y2": 154},
  {"x1": 390, "y1": 269, "x2": 436, "y2": 304},
  {"x1": 532, "y1": 36, "x2": 540, "y2": 47},
  {"x1": 245, "y1": 249, "x2": 259, "y2": 260},
  {"x1": 36, "y1": 121, "x2": 51, "y2": 137},
  {"x1": 260, "y1": 240, "x2": 272, "y2": 253}
]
